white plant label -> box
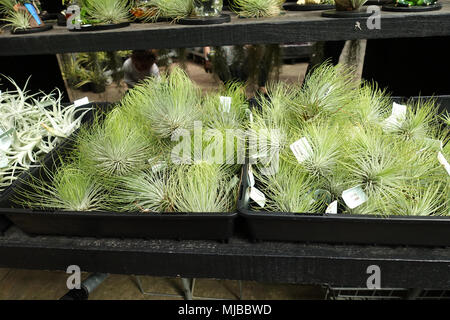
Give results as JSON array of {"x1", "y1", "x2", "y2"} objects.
[
  {"x1": 438, "y1": 152, "x2": 450, "y2": 176},
  {"x1": 383, "y1": 102, "x2": 407, "y2": 129},
  {"x1": 290, "y1": 137, "x2": 313, "y2": 163},
  {"x1": 325, "y1": 200, "x2": 338, "y2": 214},
  {"x1": 342, "y1": 186, "x2": 368, "y2": 209},
  {"x1": 74, "y1": 97, "x2": 89, "y2": 107},
  {"x1": 250, "y1": 187, "x2": 266, "y2": 208},
  {"x1": 219, "y1": 96, "x2": 232, "y2": 113},
  {"x1": 0, "y1": 152, "x2": 8, "y2": 168},
  {"x1": 248, "y1": 165, "x2": 255, "y2": 187}
]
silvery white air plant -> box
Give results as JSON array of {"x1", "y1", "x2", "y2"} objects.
[{"x1": 0, "y1": 77, "x2": 89, "y2": 191}]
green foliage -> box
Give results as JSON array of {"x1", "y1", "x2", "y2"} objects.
[
  {"x1": 233, "y1": 0, "x2": 285, "y2": 18},
  {"x1": 83, "y1": 0, "x2": 131, "y2": 24}
]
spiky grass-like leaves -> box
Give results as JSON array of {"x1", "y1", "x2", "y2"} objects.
[
  {"x1": 78, "y1": 108, "x2": 151, "y2": 178},
  {"x1": 2, "y1": 9, "x2": 31, "y2": 31},
  {"x1": 123, "y1": 67, "x2": 202, "y2": 139},
  {"x1": 256, "y1": 160, "x2": 324, "y2": 213},
  {"x1": 233, "y1": 0, "x2": 285, "y2": 18},
  {"x1": 148, "y1": 0, "x2": 193, "y2": 21},
  {"x1": 84, "y1": 0, "x2": 131, "y2": 24}
]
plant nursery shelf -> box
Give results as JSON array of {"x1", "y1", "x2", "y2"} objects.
[
  {"x1": 3, "y1": 2, "x2": 450, "y2": 56},
  {"x1": 0, "y1": 226, "x2": 449, "y2": 289}
]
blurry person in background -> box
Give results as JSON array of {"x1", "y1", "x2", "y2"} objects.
[{"x1": 123, "y1": 50, "x2": 160, "y2": 89}]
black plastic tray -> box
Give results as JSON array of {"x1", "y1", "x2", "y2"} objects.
[
  {"x1": 284, "y1": 3, "x2": 335, "y2": 11},
  {"x1": 237, "y1": 96, "x2": 450, "y2": 247},
  {"x1": 0, "y1": 102, "x2": 110, "y2": 233},
  {"x1": 0, "y1": 105, "x2": 237, "y2": 241},
  {"x1": 382, "y1": 3, "x2": 442, "y2": 12}
]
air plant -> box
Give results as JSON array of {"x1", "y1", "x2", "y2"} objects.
[
  {"x1": 334, "y1": 0, "x2": 367, "y2": 11},
  {"x1": 112, "y1": 168, "x2": 174, "y2": 212},
  {"x1": 350, "y1": 82, "x2": 391, "y2": 128},
  {"x1": 1, "y1": 9, "x2": 31, "y2": 31},
  {"x1": 255, "y1": 160, "x2": 324, "y2": 212},
  {"x1": 140, "y1": 0, "x2": 193, "y2": 22},
  {"x1": 0, "y1": 76, "x2": 89, "y2": 192},
  {"x1": 77, "y1": 107, "x2": 152, "y2": 178},
  {"x1": 291, "y1": 62, "x2": 357, "y2": 123},
  {"x1": 123, "y1": 67, "x2": 202, "y2": 139},
  {"x1": 15, "y1": 160, "x2": 107, "y2": 212},
  {"x1": 171, "y1": 163, "x2": 238, "y2": 212},
  {"x1": 233, "y1": 0, "x2": 285, "y2": 18},
  {"x1": 83, "y1": 0, "x2": 131, "y2": 24}
]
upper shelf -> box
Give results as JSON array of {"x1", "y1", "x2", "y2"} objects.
[{"x1": 1, "y1": 1, "x2": 450, "y2": 56}]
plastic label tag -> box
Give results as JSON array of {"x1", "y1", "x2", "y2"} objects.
[
  {"x1": 342, "y1": 186, "x2": 368, "y2": 209},
  {"x1": 250, "y1": 187, "x2": 266, "y2": 208},
  {"x1": 438, "y1": 152, "x2": 450, "y2": 176},
  {"x1": 325, "y1": 200, "x2": 338, "y2": 214},
  {"x1": 248, "y1": 165, "x2": 255, "y2": 187},
  {"x1": 220, "y1": 96, "x2": 232, "y2": 113},
  {"x1": 290, "y1": 137, "x2": 313, "y2": 163},
  {"x1": 74, "y1": 97, "x2": 89, "y2": 107}
]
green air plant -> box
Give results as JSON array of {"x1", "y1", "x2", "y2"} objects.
[
  {"x1": 171, "y1": 163, "x2": 238, "y2": 212},
  {"x1": 255, "y1": 160, "x2": 324, "y2": 213},
  {"x1": 15, "y1": 160, "x2": 107, "y2": 212},
  {"x1": 383, "y1": 98, "x2": 440, "y2": 142},
  {"x1": 123, "y1": 67, "x2": 202, "y2": 139},
  {"x1": 334, "y1": 0, "x2": 367, "y2": 11},
  {"x1": 0, "y1": 76, "x2": 89, "y2": 192},
  {"x1": 291, "y1": 62, "x2": 357, "y2": 123},
  {"x1": 112, "y1": 168, "x2": 174, "y2": 212},
  {"x1": 233, "y1": 0, "x2": 285, "y2": 18},
  {"x1": 143, "y1": 0, "x2": 193, "y2": 21},
  {"x1": 77, "y1": 107, "x2": 152, "y2": 178},
  {"x1": 83, "y1": 0, "x2": 131, "y2": 24}
]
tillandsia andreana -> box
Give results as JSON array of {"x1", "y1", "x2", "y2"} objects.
[
  {"x1": 0, "y1": 76, "x2": 89, "y2": 192},
  {"x1": 233, "y1": 0, "x2": 285, "y2": 18},
  {"x1": 249, "y1": 62, "x2": 449, "y2": 216}
]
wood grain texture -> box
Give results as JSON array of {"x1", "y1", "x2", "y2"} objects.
[
  {"x1": 2, "y1": 2, "x2": 450, "y2": 55},
  {"x1": 0, "y1": 227, "x2": 449, "y2": 289}
]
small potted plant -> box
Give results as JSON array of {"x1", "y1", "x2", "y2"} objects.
[
  {"x1": 67, "y1": 0, "x2": 131, "y2": 32},
  {"x1": 284, "y1": 0, "x2": 335, "y2": 11},
  {"x1": 321, "y1": 0, "x2": 373, "y2": 18},
  {"x1": 131, "y1": 0, "x2": 193, "y2": 22},
  {"x1": 382, "y1": 0, "x2": 441, "y2": 12},
  {"x1": 0, "y1": 0, "x2": 53, "y2": 34}
]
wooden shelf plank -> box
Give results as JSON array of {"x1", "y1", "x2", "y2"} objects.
[{"x1": 1, "y1": 3, "x2": 450, "y2": 55}]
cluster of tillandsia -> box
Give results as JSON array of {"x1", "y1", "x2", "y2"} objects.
[
  {"x1": 0, "y1": 77, "x2": 90, "y2": 192},
  {"x1": 16, "y1": 68, "x2": 246, "y2": 213},
  {"x1": 248, "y1": 62, "x2": 449, "y2": 216},
  {"x1": 73, "y1": 0, "x2": 131, "y2": 25}
]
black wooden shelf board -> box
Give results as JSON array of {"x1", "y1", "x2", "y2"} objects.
[
  {"x1": 0, "y1": 227, "x2": 449, "y2": 289},
  {"x1": 2, "y1": 3, "x2": 450, "y2": 55}
]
